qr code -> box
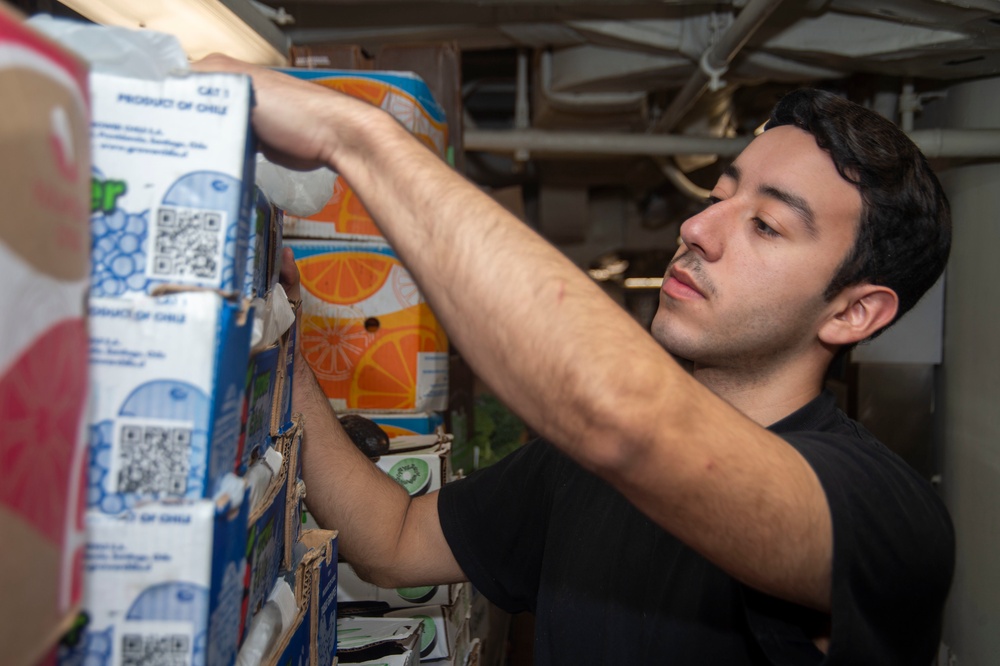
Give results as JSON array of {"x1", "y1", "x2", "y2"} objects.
[
  {"x1": 151, "y1": 206, "x2": 226, "y2": 281},
  {"x1": 122, "y1": 633, "x2": 190, "y2": 666},
  {"x1": 116, "y1": 424, "x2": 192, "y2": 495}
]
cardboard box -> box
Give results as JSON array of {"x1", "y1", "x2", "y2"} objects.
[
  {"x1": 355, "y1": 411, "x2": 444, "y2": 439},
  {"x1": 242, "y1": 344, "x2": 281, "y2": 473},
  {"x1": 288, "y1": 239, "x2": 448, "y2": 413},
  {"x1": 279, "y1": 68, "x2": 447, "y2": 241},
  {"x1": 240, "y1": 310, "x2": 297, "y2": 478},
  {"x1": 242, "y1": 446, "x2": 294, "y2": 642},
  {"x1": 337, "y1": 563, "x2": 458, "y2": 610},
  {"x1": 58, "y1": 478, "x2": 251, "y2": 666},
  {"x1": 88, "y1": 68, "x2": 255, "y2": 298},
  {"x1": 298, "y1": 529, "x2": 340, "y2": 666},
  {"x1": 277, "y1": 320, "x2": 297, "y2": 434},
  {"x1": 241, "y1": 324, "x2": 296, "y2": 474},
  {"x1": 0, "y1": 6, "x2": 92, "y2": 663},
  {"x1": 242, "y1": 528, "x2": 337, "y2": 666},
  {"x1": 336, "y1": 617, "x2": 422, "y2": 665},
  {"x1": 375, "y1": 437, "x2": 452, "y2": 497},
  {"x1": 245, "y1": 186, "x2": 285, "y2": 300},
  {"x1": 87, "y1": 292, "x2": 254, "y2": 513},
  {"x1": 383, "y1": 583, "x2": 471, "y2": 662}
]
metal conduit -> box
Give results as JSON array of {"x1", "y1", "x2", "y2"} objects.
[
  {"x1": 656, "y1": 0, "x2": 788, "y2": 132},
  {"x1": 464, "y1": 128, "x2": 1000, "y2": 159}
]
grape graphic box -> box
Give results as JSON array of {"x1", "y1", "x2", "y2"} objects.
[
  {"x1": 58, "y1": 480, "x2": 251, "y2": 666},
  {"x1": 89, "y1": 69, "x2": 255, "y2": 298},
  {"x1": 87, "y1": 291, "x2": 253, "y2": 514}
]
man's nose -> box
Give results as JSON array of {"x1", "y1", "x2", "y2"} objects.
[{"x1": 678, "y1": 200, "x2": 728, "y2": 262}]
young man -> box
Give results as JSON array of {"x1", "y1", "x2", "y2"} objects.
[{"x1": 199, "y1": 56, "x2": 954, "y2": 664}]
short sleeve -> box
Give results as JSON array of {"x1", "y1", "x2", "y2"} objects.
[
  {"x1": 437, "y1": 439, "x2": 561, "y2": 614},
  {"x1": 781, "y1": 430, "x2": 954, "y2": 665}
]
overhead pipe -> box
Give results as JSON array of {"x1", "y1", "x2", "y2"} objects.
[
  {"x1": 538, "y1": 49, "x2": 646, "y2": 114},
  {"x1": 465, "y1": 129, "x2": 751, "y2": 156},
  {"x1": 908, "y1": 129, "x2": 1000, "y2": 158},
  {"x1": 464, "y1": 128, "x2": 1000, "y2": 159},
  {"x1": 656, "y1": 0, "x2": 788, "y2": 132}
]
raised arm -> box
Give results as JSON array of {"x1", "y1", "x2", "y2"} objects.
[{"x1": 200, "y1": 56, "x2": 833, "y2": 610}]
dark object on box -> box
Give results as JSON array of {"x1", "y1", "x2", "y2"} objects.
[{"x1": 340, "y1": 414, "x2": 391, "y2": 458}]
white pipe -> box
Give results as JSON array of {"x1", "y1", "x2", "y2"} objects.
[
  {"x1": 514, "y1": 50, "x2": 531, "y2": 163},
  {"x1": 538, "y1": 50, "x2": 646, "y2": 114},
  {"x1": 908, "y1": 129, "x2": 1000, "y2": 158},
  {"x1": 899, "y1": 81, "x2": 922, "y2": 133},
  {"x1": 464, "y1": 128, "x2": 1000, "y2": 159},
  {"x1": 657, "y1": 0, "x2": 787, "y2": 131},
  {"x1": 465, "y1": 129, "x2": 751, "y2": 156},
  {"x1": 658, "y1": 159, "x2": 712, "y2": 200}
]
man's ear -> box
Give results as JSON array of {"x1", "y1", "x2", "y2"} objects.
[{"x1": 819, "y1": 285, "x2": 899, "y2": 346}]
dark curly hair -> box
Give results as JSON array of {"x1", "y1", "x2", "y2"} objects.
[{"x1": 766, "y1": 89, "x2": 951, "y2": 334}]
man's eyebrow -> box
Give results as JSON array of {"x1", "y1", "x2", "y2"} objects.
[{"x1": 721, "y1": 163, "x2": 818, "y2": 238}]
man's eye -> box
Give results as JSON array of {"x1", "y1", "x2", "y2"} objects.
[
  {"x1": 754, "y1": 218, "x2": 780, "y2": 238},
  {"x1": 701, "y1": 196, "x2": 721, "y2": 212}
]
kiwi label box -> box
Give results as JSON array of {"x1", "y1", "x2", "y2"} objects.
[
  {"x1": 87, "y1": 292, "x2": 254, "y2": 514},
  {"x1": 89, "y1": 69, "x2": 255, "y2": 298},
  {"x1": 335, "y1": 616, "x2": 422, "y2": 665},
  {"x1": 337, "y1": 562, "x2": 455, "y2": 609},
  {"x1": 384, "y1": 591, "x2": 471, "y2": 663},
  {"x1": 375, "y1": 437, "x2": 452, "y2": 497},
  {"x1": 58, "y1": 479, "x2": 251, "y2": 666}
]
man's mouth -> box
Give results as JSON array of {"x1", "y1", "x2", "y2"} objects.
[{"x1": 663, "y1": 264, "x2": 706, "y2": 300}]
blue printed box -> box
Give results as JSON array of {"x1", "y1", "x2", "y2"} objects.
[
  {"x1": 89, "y1": 70, "x2": 255, "y2": 298},
  {"x1": 245, "y1": 187, "x2": 284, "y2": 300},
  {"x1": 277, "y1": 319, "x2": 296, "y2": 435},
  {"x1": 243, "y1": 450, "x2": 290, "y2": 642},
  {"x1": 240, "y1": 323, "x2": 296, "y2": 474},
  {"x1": 241, "y1": 343, "x2": 282, "y2": 474},
  {"x1": 359, "y1": 412, "x2": 444, "y2": 439},
  {"x1": 298, "y1": 529, "x2": 339, "y2": 666},
  {"x1": 87, "y1": 292, "x2": 254, "y2": 514},
  {"x1": 59, "y1": 480, "x2": 250, "y2": 666}
]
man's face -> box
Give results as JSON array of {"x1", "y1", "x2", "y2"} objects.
[{"x1": 650, "y1": 125, "x2": 862, "y2": 371}]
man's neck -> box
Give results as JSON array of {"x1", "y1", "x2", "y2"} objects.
[{"x1": 692, "y1": 359, "x2": 826, "y2": 427}]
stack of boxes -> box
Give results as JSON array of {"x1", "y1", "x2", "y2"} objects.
[
  {"x1": 280, "y1": 69, "x2": 450, "y2": 423},
  {"x1": 283, "y1": 69, "x2": 475, "y2": 665},
  {"x1": 59, "y1": 62, "x2": 339, "y2": 666}
]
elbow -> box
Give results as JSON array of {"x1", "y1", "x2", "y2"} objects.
[{"x1": 569, "y1": 385, "x2": 656, "y2": 479}]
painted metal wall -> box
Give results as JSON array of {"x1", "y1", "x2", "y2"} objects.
[{"x1": 936, "y1": 75, "x2": 1000, "y2": 665}]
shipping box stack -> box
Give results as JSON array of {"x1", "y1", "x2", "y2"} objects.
[
  {"x1": 278, "y1": 68, "x2": 474, "y2": 665},
  {"x1": 281, "y1": 69, "x2": 450, "y2": 431},
  {"x1": 51, "y1": 49, "x2": 338, "y2": 666},
  {"x1": 0, "y1": 7, "x2": 92, "y2": 665}
]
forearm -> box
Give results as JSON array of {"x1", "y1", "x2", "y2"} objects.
[
  {"x1": 293, "y1": 355, "x2": 407, "y2": 564},
  {"x1": 327, "y1": 111, "x2": 681, "y2": 468},
  {"x1": 293, "y1": 353, "x2": 463, "y2": 588}
]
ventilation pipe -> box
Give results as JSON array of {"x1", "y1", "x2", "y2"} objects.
[
  {"x1": 538, "y1": 49, "x2": 646, "y2": 114},
  {"x1": 463, "y1": 128, "x2": 1000, "y2": 159}
]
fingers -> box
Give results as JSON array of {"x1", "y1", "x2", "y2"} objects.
[{"x1": 279, "y1": 246, "x2": 302, "y2": 303}]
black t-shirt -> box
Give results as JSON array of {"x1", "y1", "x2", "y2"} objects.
[{"x1": 438, "y1": 390, "x2": 954, "y2": 665}]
